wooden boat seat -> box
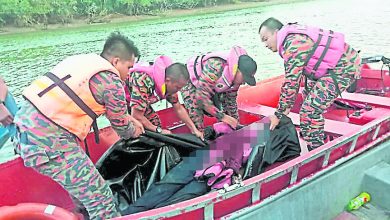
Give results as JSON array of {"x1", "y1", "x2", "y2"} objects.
[
  {"x1": 297, "y1": 86, "x2": 390, "y2": 108},
  {"x1": 340, "y1": 92, "x2": 390, "y2": 108},
  {"x1": 239, "y1": 104, "x2": 362, "y2": 136}
]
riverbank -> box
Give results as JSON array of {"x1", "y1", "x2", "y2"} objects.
[{"x1": 0, "y1": 0, "x2": 308, "y2": 36}]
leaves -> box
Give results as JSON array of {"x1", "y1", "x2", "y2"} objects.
[{"x1": 0, "y1": 0, "x2": 241, "y2": 27}]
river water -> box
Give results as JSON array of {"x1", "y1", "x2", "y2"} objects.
[{"x1": 0, "y1": 0, "x2": 389, "y2": 101}]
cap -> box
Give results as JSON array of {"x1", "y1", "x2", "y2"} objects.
[{"x1": 238, "y1": 55, "x2": 257, "y2": 86}]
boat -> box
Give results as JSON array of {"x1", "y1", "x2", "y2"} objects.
[{"x1": 0, "y1": 56, "x2": 389, "y2": 220}]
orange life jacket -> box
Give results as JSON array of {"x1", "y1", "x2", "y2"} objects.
[{"x1": 23, "y1": 54, "x2": 120, "y2": 141}]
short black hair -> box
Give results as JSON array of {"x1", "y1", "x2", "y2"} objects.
[
  {"x1": 101, "y1": 32, "x2": 140, "y2": 60},
  {"x1": 165, "y1": 63, "x2": 189, "y2": 82},
  {"x1": 259, "y1": 17, "x2": 284, "y2": 33}
]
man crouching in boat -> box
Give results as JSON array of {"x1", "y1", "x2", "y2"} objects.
[
  {"x1": 258, "y1": 17, "x2": 362, "y2": 151},
  {"x1": 181, "y1": 46, "x2": 257, "y2": 133},
  {"x1": 14, "y1": 32, "x2": 144, "y2": 220},
  {"x1": 127, "y1": 55, "x2": 203, "y2": 139}
]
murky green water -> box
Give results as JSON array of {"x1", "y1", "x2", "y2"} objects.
[{"x1": 1, "y1": 0, "x2": 389, "y2": 102}]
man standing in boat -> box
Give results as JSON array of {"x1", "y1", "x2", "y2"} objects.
[
  {"x1": 14, "y1": 32, "x2": 144, "y2": 219},
  {"x1": 181, "y1": 46, "x2": 257, "y2": 133},
  {"x1": 258, "y1": 17, "x2": 362, "y2": 150},
  {"x1": 128, "y1": 55, "x2": 203, "y2": 139}
]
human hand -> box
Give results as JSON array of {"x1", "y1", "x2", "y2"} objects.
[
  {"x1": 129, "y1": 116, "x2": 144, "y2": 138},
  {"x1": 0, "y1": 104, "x2": 13, "y2": 126},
  {"x1": 192, "y1": 129, "x2": 204, "y2": 141},
  {"x1": 269, "y1": 114, "x2": 280, "y2": 131},
  {"x1": 221, "y1": 115, "x2": 238, "y2": 129},
  {"x1": 161, "y1": 129, "x2": 172, "y2": 135}
]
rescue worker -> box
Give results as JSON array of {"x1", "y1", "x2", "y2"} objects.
[
  {"x1": 0, "y1": 77, "x2": 17, "y2": 148},
  {"x1": 258, "y1": 17, "x2": 361, "y2": 150},
  {"x1": 14, "y1": 32, "x2": 144, "y2": 219},
  {"x1": 0, "y1": 78, "x2": 14, "y2": 126},
  {"x1": 128, "y1": 55, "x2": 203, "y2": 139},
  {"x1": 181, "y1": 46, "x2": 258, "y2": 132}
]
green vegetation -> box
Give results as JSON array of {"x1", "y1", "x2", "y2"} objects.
[{"x1": 0, "y1": 0, "x2": 253, "y2": 27}]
